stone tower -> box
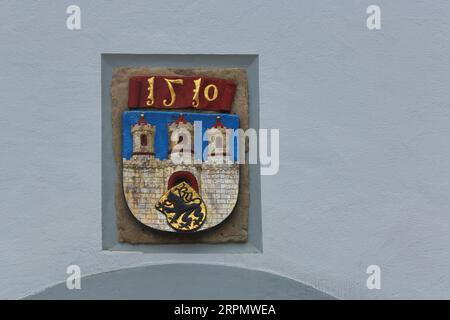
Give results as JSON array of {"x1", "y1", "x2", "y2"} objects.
[
  {"x1": 131, "y1": 114, "x2": 155, "y2": 156},
  {"x1": 168, "y1": 113, "x2": 194, "y2": 164},
  {"x1": 206, "y1": 116, "x2": 231, "y2": 164}
]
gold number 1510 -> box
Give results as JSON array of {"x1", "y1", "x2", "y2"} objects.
[{"x1": 146, "y1": 77, "x2": 219, "y2": 107}]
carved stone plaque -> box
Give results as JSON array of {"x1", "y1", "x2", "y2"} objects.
[{"x1": 111, "y1": 67, "x2": 249, "y2": 244}]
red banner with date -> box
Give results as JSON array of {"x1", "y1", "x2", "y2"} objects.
[{"x1": 128, "y1": 76, "x2": 236, "y2": 112}]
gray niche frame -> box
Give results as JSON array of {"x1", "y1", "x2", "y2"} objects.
[{"x1": 102, "y1": 54, "x2": 262, "y2": 253}]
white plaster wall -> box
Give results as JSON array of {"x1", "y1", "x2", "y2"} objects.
[{"x1": 1, "y1": 0, "x2": 450, "y2": 299}]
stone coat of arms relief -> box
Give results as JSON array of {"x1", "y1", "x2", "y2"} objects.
[{"x1": 111, "y1": 68, "x2": 249, "y2": 243}]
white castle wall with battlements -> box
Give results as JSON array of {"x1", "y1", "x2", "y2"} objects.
[{"x1": 123, "y1": 155, "x2": 239, "y2": 232}]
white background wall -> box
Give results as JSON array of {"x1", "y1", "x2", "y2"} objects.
[{"x1": 1, "y1": 0, "x2": 450, "y2": 299}]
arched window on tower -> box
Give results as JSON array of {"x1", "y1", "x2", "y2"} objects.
[
  {"x1": 211, "y1": 135, "x2": 223, "y2": 155},
  {"x1": 215, "y1": 135, "x2": 223, "y2": 149},
  {"x1": 140, "y1": 134, "x2": 148, "y2": 146}
]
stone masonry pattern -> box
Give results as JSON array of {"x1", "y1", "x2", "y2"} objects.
[{"x1": 123, "y1": 155, "x2": 239, "y2": 232}]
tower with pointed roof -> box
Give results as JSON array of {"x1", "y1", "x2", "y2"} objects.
[
  {"x1": 131, "y1": 114, "x2": 155, "y2": 156},
  {"x1": 168, "y1": 113, "x2": 194, "y2": 164},
  {"x1": 206, "y1": 116, "x2": 231, "y2": 164}
]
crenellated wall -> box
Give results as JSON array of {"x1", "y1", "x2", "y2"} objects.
[{"x1": 123, "y1": 155, "x2": 239, "y2": 232}]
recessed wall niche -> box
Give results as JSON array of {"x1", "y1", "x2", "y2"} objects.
[{"x1": 101, "y1": 54, "x2": 261, "y2": 253}]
